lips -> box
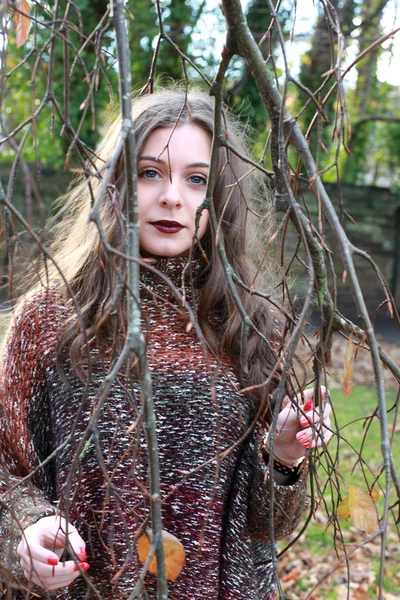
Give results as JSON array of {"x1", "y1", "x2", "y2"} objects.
[{"x1": 150, "y1": 220, "x2": 184, "y2": 234}]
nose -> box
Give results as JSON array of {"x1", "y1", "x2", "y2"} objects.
[{"x1": 158, "y1": 178, "x2": 183, "y2": 210}]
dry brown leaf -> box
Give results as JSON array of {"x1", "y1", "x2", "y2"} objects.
[
  {"x1": 137, "y1": 529, "x2": 185, "y2": 582},
  {"x1": 280, "y1": 570, "x2": 300, "y2": 583},
  {"x1": 13, "y1": 0, "x2": 31, "y2": 47},
  {"x1": 342, "y1": 332, "x2": 355, "y2": 397},
  {"x1": 337, "y1": 484, "x2": 379, "y2": 535},
  {"x1": 353, "y1": 587, "x2": 372, "y2": 600}
]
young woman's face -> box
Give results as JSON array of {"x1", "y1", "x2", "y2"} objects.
[{"x1": 137, "y1": 124, "x2": 211, "y2": 257}]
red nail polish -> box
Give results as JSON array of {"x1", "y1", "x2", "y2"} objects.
[
  {"x1": 74, "y1": 562, "x2": 90, "y2": 572},
  {"x1": 47, "y1": 557, "x2": 59, "y2": 566},
  {"x1": 297, "y1": 432, "x2": 306, "y2": 441},
  {"x1": 303, "y1": 400, "x2": 313, "y2": 411},
  {"x1": 78, "y1": 547, "x2": 87, "y2": 561},
  {"x1": 303, "y1": 440, "x2": 311, "y2": 448},
  {"x1": 300, "y1": 417, "x2": 309, "y2": 427}
]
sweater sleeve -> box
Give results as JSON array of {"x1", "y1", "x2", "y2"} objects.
[
  {"x1": 0, "y1": 293, "x2": 58, "y2": 591},
  {"x1": 245, "y1": 314, "x2": 309, "y2": 542},
  {"x1": 246, "y1": 431, "x2": 309, "y2": 542}
]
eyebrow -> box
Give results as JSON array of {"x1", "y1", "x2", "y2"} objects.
[{"x1": 138, "y1": 155, "x2": 209, "y2": 169}]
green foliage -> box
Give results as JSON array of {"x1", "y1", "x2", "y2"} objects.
[
  {"x1": 128, "y1": 0, "x2": 215, "y2": 88},
  {"x1": 127, "y1": 0, "x2": 159, "y2": 86},
  {"x1": 341, "y1": 82, "x2": 400, "y2": 187},
  {"x1": 3, "y1": 0, "x2": 218, "y2": 169},
  {"x1": 3, "y1": 0, "x2": 400, "y2": 188},
  {"x1": 3, "y1": 0, "x2": 118, "y2": 168},
  {"x1": 294, "y1": 0, "x2": 400, "y2": 188},
  {"x1": 223, "y1": 0, "x2": 292, "y2": 160}
]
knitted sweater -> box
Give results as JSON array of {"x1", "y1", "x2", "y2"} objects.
[{"x1": 0, "y1": 257, "x2": 308, "y2": 599}]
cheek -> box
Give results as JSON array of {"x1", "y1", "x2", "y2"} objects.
[{"x1": 137, "y1": 185, "x2": 149, "y2": 220}]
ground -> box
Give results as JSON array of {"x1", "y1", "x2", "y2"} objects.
[{"x1": 279, "y1": 335, "x2": 400, "y2": 600}]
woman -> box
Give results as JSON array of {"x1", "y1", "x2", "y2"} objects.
[{"x1": 0, "y1": 89, "x2": 332, "y2": 599}]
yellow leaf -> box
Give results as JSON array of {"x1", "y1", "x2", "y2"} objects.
[
  {"x1": 370, "y1": 488, "x2": 379, "y2": 502},
  {"x1": 342, "y1": 332, "x2": 355, "y2": 397},
  {"x1": 137, "y1": 529, "x2": 185, "y2": 582},
  {"x1": 13, "y1": 0, "x2": 31, "y2": 47},
  {"x1": 338, "y1": 484, "x2": 379, "y2": 535},
  {"x1": 337, "y1": 496, "x2": 350, "y2": 520}
]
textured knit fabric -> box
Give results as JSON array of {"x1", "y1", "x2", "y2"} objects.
[{"x1": 0, "y1": 256, "x2": 308, "y2": 599}]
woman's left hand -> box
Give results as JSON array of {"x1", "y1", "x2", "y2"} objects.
[{"x1": 268, "y1": 386, "x2": 333, "y2": 466}]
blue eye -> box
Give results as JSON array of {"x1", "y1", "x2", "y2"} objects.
[
  {"x1": 190, "y1": 175, "x2": 206, "y2": 185},
  {"x1": 140, "y1": 169, "x2": 158, "y2": 179}
]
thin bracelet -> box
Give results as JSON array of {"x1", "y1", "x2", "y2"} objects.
[{"x1": 261, "y1": 447, "x2": 303, "y2": 476}]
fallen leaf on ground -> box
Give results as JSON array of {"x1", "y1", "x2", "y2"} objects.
[
  {"x1": 281, "y1": 570, "x2": 300, "y2": 583},
  {"x1": 353, "y1": 586, "x2": 372, "y2": 600}
]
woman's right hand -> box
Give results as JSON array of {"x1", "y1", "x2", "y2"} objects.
[{"x1": 17, "y1": 515, "x2": 89, "y2": 591}]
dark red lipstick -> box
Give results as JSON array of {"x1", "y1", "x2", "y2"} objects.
[{"x1": 151, "y1": 220, "x2": 184, "y2": 233}]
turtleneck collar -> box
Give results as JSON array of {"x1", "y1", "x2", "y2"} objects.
[{"x1": 139, "y1": 251, "x2": 207, "y2": 302}]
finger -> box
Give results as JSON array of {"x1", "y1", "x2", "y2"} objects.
[
  {"x1": 300, "y1": 388, "x2": 314, "y2": 404},
  {"x1": 300, "y1": 385, "x2": 328, "y2": 409},
  {"x1": 277, "y1": 400, "x2": 300, "y2": 428},
  {"x1": 42, "y1": 527, "x2": 67, "y2": 550},
  {"x1": 300, "y1": 410, "x2": 332, "y2": 436},
  {"x1": 296, "y1": 429, "x2": 313, "y2": 448},
  {"x1": 300, "y1": 400, "x2": 332, "y2": 426},
  {"x1": 310, "y1": 427, "x2": 333, "y2": 448},
  {"x1": 296, "y1": 420, "x2": 333, "y2": 447},
  {"x1": 298, "y1": 386, "x2": 326, "y2": 405},
  {"x1": 65, "y1": 527, "x2": 87, "y2": 561},
  {"x1": 27, "y1": 567, "x2": 84, "y2": 591},
  {"x1": 17, "y1": 538, "x2": 60, "y2": 567},
  {"x1": 322, "y1": 402, "x2": 332, "y2": 420},
  {"x1": 20, "y1": 558, "x2": 88, "y2": 578}
]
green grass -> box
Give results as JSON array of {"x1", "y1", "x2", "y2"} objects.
[
  {"x1": 284, "y1": 386, "x2": 400, "y2": 599},
  {"x1": 323, "y1": 386, "x2": 398, "y2": 512}
]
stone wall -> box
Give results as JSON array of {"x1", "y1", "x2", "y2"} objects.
[{"x1": 282, "y1": 182, "x2": 400, "y2": 319}]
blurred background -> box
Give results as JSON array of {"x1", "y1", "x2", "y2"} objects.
[{"x1": 1, "y1": 1, "x2": 399, "y2": 597}]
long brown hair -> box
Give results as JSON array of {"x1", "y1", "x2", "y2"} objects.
[{"x1": 9, "y1": 88, "x2": 282, "y2": 405}]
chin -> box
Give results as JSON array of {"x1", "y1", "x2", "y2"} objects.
[{"x1": 140, "y1": 245, "x2": 190, "y2": 258}]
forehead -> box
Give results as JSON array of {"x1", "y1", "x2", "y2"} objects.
[{"x1": 141, "y1": 124, "x2": 212, "y2": 160}]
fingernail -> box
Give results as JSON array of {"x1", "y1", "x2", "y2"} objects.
[
  {"x1": 303, "y1": 400, "x2": 313, "y2": 411},
  {"x1": 74, "y1": 562, "x2": 90, "y2": 572},
  {"x1": 300, "y1": 417, "x2": 309, "y2": 427},
  {"x1": 297, "y1": 432, "x2": 307, "y2": 442},
  {"x1": 303, "y1": 440, "x2": 311, "y2": 448},
  {"x1": 47, "y1": 557, "x2": 59, "y2": 566},
  {"x1": 78, "y1": 547, "x2": 87, "y2": 561}
]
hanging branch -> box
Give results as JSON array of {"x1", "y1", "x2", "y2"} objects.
[
  {"x1": 2, "y1": 1, "x2": 399, "y2": 598},
  {"x1": 111, "y1": 1, "x2": 167, "y2": 598},
  {"x1": 220, "y1": 1, "x2": 398, "y2": 596}
]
